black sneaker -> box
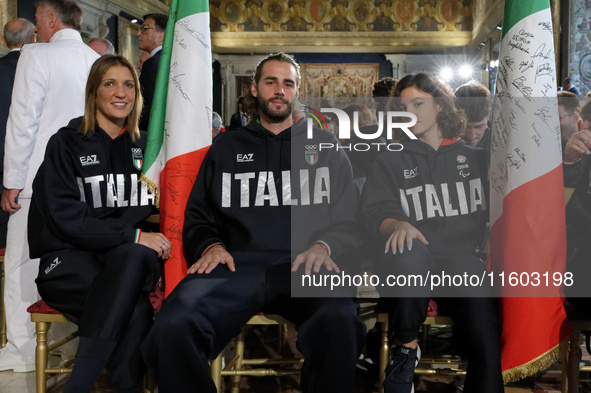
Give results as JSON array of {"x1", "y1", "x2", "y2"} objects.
[{"x1": 383, "y1": 344, "x2": 420, "y2": 393}]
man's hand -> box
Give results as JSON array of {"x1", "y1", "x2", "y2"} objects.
[
  {"x1": 188, "y1": 245, "x2": 235, "y2": 275},
  {"x1": 138, "y1": 232, "x2": 171, "y2": 259},
  {"x1": 564, "y1": 130, "x2": 591, "y2": 162},
  {"x1": 1, "y1": 188, "x2": 21, "y2": 213},
  {"x1": 292, "y1": 243, "x2": 340, "y2": 275},
  {"x1": 382, "y1": 220, "x2": 428, "y2": 254}
]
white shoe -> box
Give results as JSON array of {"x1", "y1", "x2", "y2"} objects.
[{"x1": 0, "y1": 347, "x2": 35, "y2": 372}]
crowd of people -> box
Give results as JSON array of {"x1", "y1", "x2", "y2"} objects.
[{"x1": 1, "y1": 0, "x2": 591, "y2": 392}]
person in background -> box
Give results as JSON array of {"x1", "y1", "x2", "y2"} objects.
[
  {"x1": 0, "y1": 0, "x2": 99, "y2": 372},
  {"x1": 563, "y1": 77, "x2": 581, "y2": 97},
  {"x1": 372, "y1": 77, "x2": 397, "y2": 138},
  {"x1": 29, "y1": 54, "x2": 167, "y2": 393},
  {"x1": 373, "y1": 76, "x2": 397, "y2": 113},
  {"x1": 137, "y1": 50, "x2": 150, "y2": 72},
  {"x1": 228, "y1": 95, "x2": 248, "y2": 130},
  {"x1": 340, "y1": 103, "x2": 381, "y2": 192},
  {"x1": 558, "y1": 91, "x2": 582, "y2": 151},
  {"x1": 454, "y1": 80, "x2": 491, "y2": 149},
  {"x1": 88, "y1": 37, "x2": 115, "y2": 56},
  {"x1": 0, "y1": 18, "x2": 35, "y2": 249},
  {"x1": 211, "y1": 111, "x2": 225, "y2": 139},
  {"x1": 562, "y1": 98, "x2": 591, "y2": 307},
  {"x1": 137, "y1": 13, "x2": 167, "y2": 131}
]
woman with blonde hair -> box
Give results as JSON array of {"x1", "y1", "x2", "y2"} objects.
[{"x1": 29, "y1": 54, "x2": 169, "y2": 393}]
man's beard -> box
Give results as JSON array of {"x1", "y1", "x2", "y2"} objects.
[{"x1": 258, "y1": 95, "x2": 292, "y2": 122}]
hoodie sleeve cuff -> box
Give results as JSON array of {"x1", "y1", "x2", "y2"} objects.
[
  {"x1": 201, "y1": 242, "x2": 225, "y2": 257},
  {"x1": 380, "y1": 218, "x2": 398, "y2": 233},
  {"x1": 563, "y1": 157, "x2": 582, "y2": 165},
  {"x1": 134, "y1": 229, "x2": 142, "y2": 243},
  {"x1": 313, "y1": 241, "x2": 331, "y2": 257}
]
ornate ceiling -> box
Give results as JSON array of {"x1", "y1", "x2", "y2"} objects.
[
  {"x1": 0, "y1": 0, "x2": 507, "y2": 55},
  {"x1": 209, "y1": 0, "x2": 504, "y2": 53}
]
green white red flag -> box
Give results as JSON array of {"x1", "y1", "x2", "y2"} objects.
[
  {"x1": 489, "y1": 0, "x2": 569, "y2": 381},
  {"x1": 141, "y1": 0, "x2": 212, "y2": 296}
]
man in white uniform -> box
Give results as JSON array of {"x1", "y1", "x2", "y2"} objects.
[{"x1": 0, "y1": 0, "x2": 99, "y2": 371}]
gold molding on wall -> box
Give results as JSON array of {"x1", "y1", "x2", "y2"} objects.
[
  {"x1": 470, "y1": 0, "x2": 503, "y2": 48},
  {"x1": 108, "y1": 0, "x2": 168, "y2": 20},
  {"x1": 212, "y1": 31, "x2": 472, "y2": 53}
]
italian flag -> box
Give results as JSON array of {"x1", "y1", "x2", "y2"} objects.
[
  {"x1": 141, "y1": 0, "x2": 212, "y2": 296},
  {"x1": 489, "y1": 0, "x2": 569, "y2": 382}
]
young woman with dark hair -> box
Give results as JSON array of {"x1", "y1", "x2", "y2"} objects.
[{"x1": 362, "y1": 73, "x2": 503, "y2": 393}]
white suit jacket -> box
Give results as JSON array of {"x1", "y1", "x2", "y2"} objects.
[{"x1": 4, "y1": 29, "x2": 99, "y2": 198}]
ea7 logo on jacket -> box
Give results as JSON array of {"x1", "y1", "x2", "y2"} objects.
[
  {"x1": 404, "y1": 167, "x2": 419, "y2": 179},
  {"x1": 44, "y1": 257, "x2": 61, "y2": 275},
  {"x1": 80, "y1": 155, "x2": 100, "y2": 166},
  {"x1": 237, "y1": 153, "x2": 254, "y2": 163}
]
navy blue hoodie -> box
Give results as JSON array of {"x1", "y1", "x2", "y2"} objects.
[
  {"x1": 182, "y1": 118, "x2": 359, "y2": 266},
  {"x1": 28, "y1": 117, "x2": 156, "y2": 258},
  {"x1": 361, "y1": 138, "x2": 488, "y2": 255}
]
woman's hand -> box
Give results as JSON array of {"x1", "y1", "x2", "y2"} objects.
[
  {"x1": 138, "y1": 232, "x2": 172, "y2": 259},
  {"x1": 382, "y1": 220, "x2": 428, "y2": 254},
  {"x1": 187, "y1": 245, "x2": 235, "y2": 275}
]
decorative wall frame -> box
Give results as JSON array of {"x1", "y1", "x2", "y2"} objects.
[{"x1": 300, "y1": 62, "x2": 379, "y2": 98}]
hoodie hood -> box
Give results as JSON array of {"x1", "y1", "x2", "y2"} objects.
[
  {"x1": 242, "y1": 117, "x2": 307, "y2": 140},
  {"x1": 401, "y1": 137, "x2": 467, "y2": 156}
]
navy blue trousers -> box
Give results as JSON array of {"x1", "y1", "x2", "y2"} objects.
[
  {"x1": 36, "y1": 243, "x2": 162, "y2": 392},
  {"x1": 376, "y1": 241, "x2": 504, "y2": 393},
  {"x1": 142, "y1": 255, "x2": 366, "y2": 393}
]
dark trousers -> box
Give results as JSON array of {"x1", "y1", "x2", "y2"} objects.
[
  {"x1": 36, "y1": 243, "x2": 162, "y2": 392},
  {"x1": 142, "y1": 256, "x2": 366, "y2": 393},
  {"x1": 377, "y1": 241, "x2": 504, "y2": 393}
]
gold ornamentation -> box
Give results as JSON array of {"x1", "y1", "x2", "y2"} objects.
[
  {"x1": 501, "y1": 340, "x2": 562, "y2": 383},
  {"x1": 211, "y1": 30, "x2": 472, "y2": 53},
  {"x1": 301, "y1": 63, "x2": 380, "y2": 97}
]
